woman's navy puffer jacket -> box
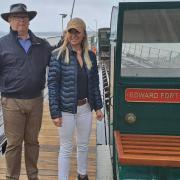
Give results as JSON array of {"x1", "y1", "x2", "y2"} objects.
[{"x1": 48, "y1": 48, "x2": 103, "y2": 119}]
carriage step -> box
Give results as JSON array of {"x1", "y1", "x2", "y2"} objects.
[{"x1": 114, "y1": 131, "x2": 180, "y2": 167}]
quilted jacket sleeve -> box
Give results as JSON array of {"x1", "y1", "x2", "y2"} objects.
[{"x1": 48, "y1": 53, "x2": 62, "y2": 119}]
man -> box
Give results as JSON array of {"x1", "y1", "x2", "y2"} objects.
[{"x1": 0, "y1": 3, "x2": 51, "y2": 180}]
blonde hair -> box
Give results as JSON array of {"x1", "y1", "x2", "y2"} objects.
[{"x1": 57, "y1": 18, "x2": 92, "y2": 70}]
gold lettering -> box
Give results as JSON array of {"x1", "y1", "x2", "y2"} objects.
[
  {"x1": 138, "y1": 92, "x2": 145, "y2": 98},
  {"x1": 165, "y1": 93, "x2": 169, "y2": 98},
  {"x1": 129, "y1": 92, "x2": 134, "y2": 98},
  {"x1": 137, "y1": 92, "x2": 159, "y2": 99},
  {"x1": 154, "y1": 93, "x2": 158, "y2": 98},
  {"x1": 145, "y1": 93, "x2": 149, "y2": 98},
  {"x1": 161, "y1": 93, "x2": 165, "y2": 98},
  {"x1": 175, "y1": 93, "x2": 178, "y2": 98},
  {"x1": 169, "y1": 93, "x2": 174, "y2": 99},
  {"x1": 160, "y1": 92, "x2": 178, "y2": 99},
  {"x1": 148, "y1": 93, "x2": 152, "y2": 98},
  {"x1": 128, "y1": 90, "x2": 180, "y2": 101}
]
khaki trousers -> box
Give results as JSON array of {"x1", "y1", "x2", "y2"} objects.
[{"x1": 1, "y1": 97, "x2": 43, "y2": 180}]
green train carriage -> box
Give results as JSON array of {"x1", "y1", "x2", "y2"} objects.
[{"x1": 108, "y1": 1, "x2": 180, "y2": 179}]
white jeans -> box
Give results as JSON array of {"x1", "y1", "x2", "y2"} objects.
[{"x1": 58, "y1": 103, "x2": 92, "y2": 180}]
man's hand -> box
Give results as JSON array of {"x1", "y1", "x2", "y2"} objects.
[{"x1": 52, "y1": 117, "x2": 62, "y2": 127}]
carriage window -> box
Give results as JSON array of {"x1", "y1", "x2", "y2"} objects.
[
  {"x1": 121, "y1": 9, "x2": 180, "y2": 77},
  {"x1": 100, "y1": 32, "x2": 107, "y2": 39}
]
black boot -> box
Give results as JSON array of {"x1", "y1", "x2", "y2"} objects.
[{"x1": 77, "y1": 174, "x2": 89, "y2": 180}]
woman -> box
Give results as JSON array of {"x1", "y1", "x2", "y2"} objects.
[{"x1": 48, "y1": 17, "x2": 103, "y2": 180}]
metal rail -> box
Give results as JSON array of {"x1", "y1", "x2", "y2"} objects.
[
  {"x1": 98, "y1": 62, "x2": 110, "y2": 145},
  {"x1": 96, "y1": 61, "x2": 113, "y2": 179}
]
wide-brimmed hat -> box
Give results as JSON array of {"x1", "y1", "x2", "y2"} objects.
[
  {"x1": 67, "y1": 17, "x2": 86, "y2": 33},
  {"x1": 1, "y1": 3, "x2": 37, "y2": 22}
]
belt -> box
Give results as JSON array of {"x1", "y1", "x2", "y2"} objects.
[
  {"x1": 1, "y1": 91, "x2": 43, "y2": 99},
  {"x1": 77, "y1": 98, "x2": 87, "y2": 106}
]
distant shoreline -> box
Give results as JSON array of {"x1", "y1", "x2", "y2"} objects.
[
  {"x1": 0, "y1": 30, "x2": 96, "y2": 38},
  {"x1": 0, "y1": 31, "x2": 61, "y2": 38}
]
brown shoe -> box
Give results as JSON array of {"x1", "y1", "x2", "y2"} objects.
[{"x1": 78, "y1": 174, "x2": 89, "y2": 180}]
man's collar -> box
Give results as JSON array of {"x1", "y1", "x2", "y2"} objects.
[
  {"x1": 10, "y1": 27, "x2": 29, "y2": 40},
  {"x1": 10, "y1": 28, "x2": 43, "y2": 45},
  {"x1": 17, "y1": 34, "x2": 30, "y2": 40}
]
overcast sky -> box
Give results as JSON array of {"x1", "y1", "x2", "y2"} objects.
[{"x1": 0, "y1": 0, "x2": 120, "y2": 32}]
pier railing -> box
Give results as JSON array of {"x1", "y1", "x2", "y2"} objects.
[{"x1": 46, "y1": 35, "x2": 61, "y2": 47}]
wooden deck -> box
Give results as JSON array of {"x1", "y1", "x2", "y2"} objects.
[{"x1": 0, "y1": 102, "x2": 96, "y2": 180}]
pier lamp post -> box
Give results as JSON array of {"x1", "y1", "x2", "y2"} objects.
[
  {"x1": 70, "y1": 0, "x2": 76, "y2": 19},
  {"x1": 60, "y1": 13, "x2": 67, "y2": 33}
]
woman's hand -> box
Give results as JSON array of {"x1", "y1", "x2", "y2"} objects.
[
  {"x1": 96, "y1": 109, "x2": 104, "y2": 121},
  {"x1": 52, "y1": 117, "x2": 63, "y2": 127}
]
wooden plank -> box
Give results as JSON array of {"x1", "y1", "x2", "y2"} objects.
[
  {"x1": 124, "y1": 149, "x2": 180, "y2": 155},
  {"x1": 122, "y1": 137, "x2": 180, "y2": 143},
  {"x1": 0, "y1": 102, "x2": 96, "y2": 180},
  {"x1": 121, "y1": 133, "x2": 180, "y2": 139},
  {"x1": 123, "y1": 145, "x2": 180, "y2": 151},
  {"x1": 123, "y1": 141, "x2": 180, "y2": 147},
  {"x1": 121, "y1": 154, "x2": 180, "y2": 167}
]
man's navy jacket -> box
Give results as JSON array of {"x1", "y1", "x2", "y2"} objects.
[{"x1": 0, "y1": 29, "x2": 51, "y2": 99}]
